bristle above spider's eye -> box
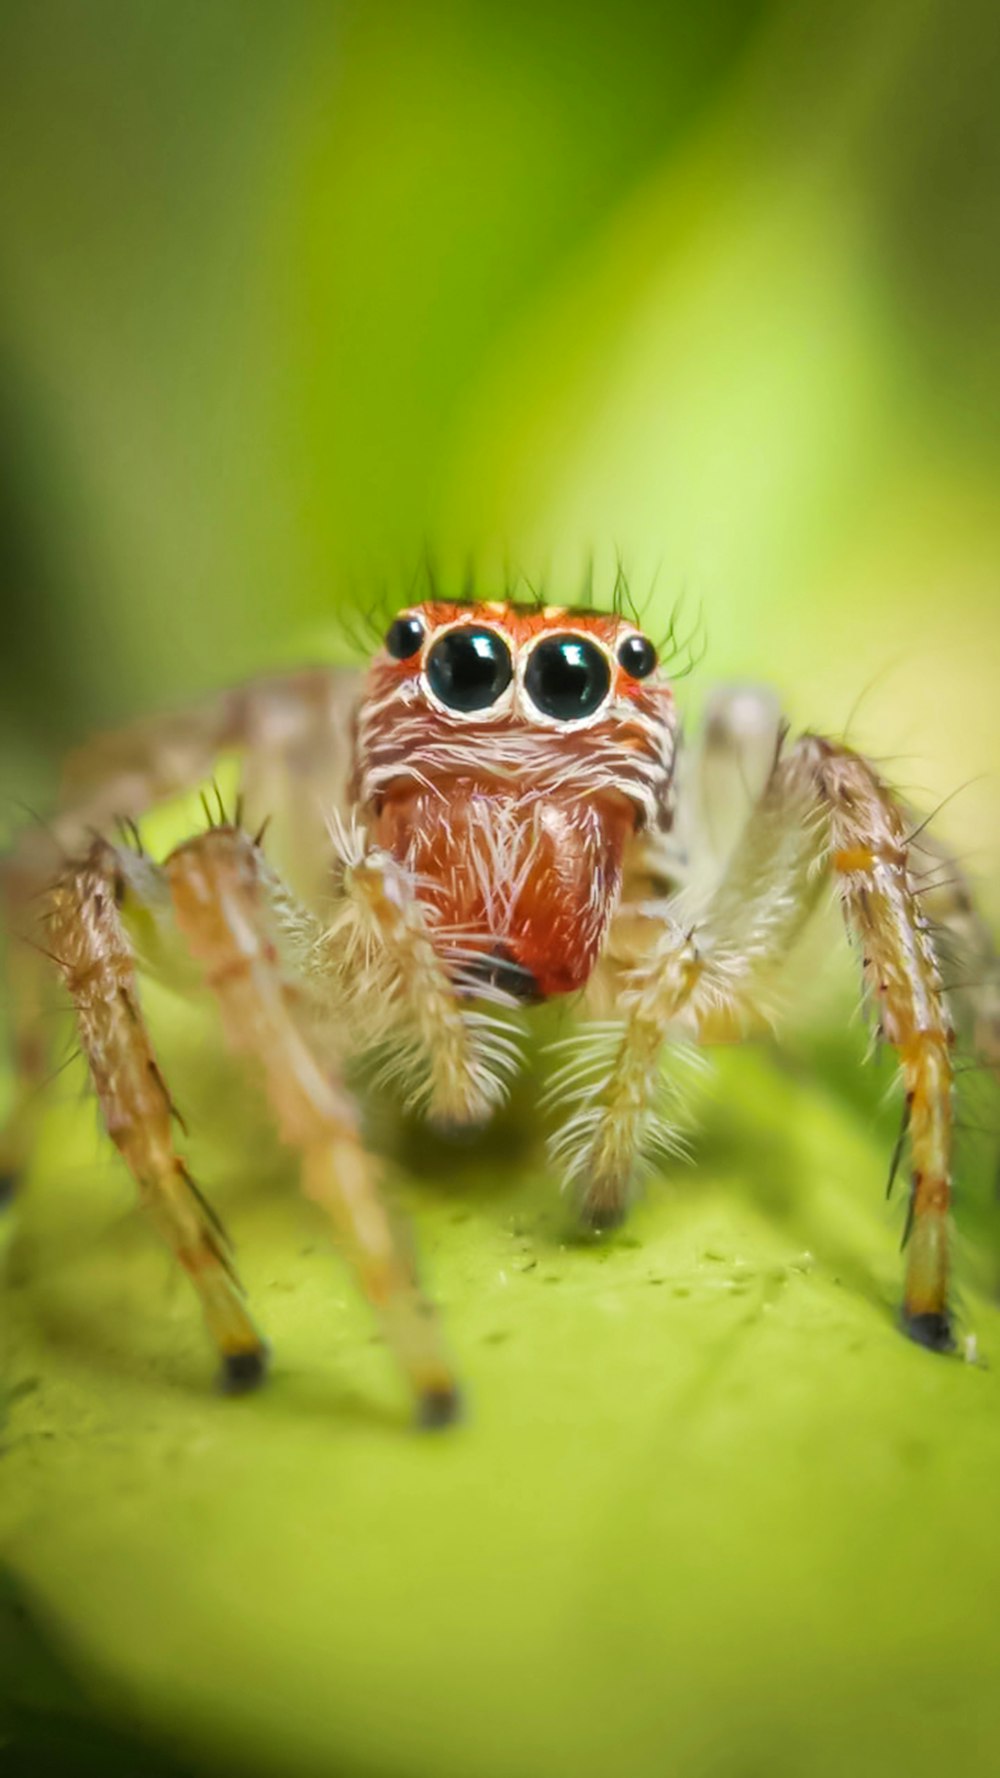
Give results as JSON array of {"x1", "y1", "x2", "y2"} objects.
[
  {"x1": 425, "y1": 626, "x2": 513, "y2": 712},
  {"x1": 617, "y1": 634, "x2": 657, "y2": 679},
  {"x1": 523, "y1": 635, "x2": 611, "y2": 722},
  {"x1": 385, "y1": 614, "x2": 426, "y2": 659}
]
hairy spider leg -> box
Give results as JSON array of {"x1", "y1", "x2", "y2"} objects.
[
  {"x1": 54, "y1": 664, "x2": 359, "y2": 863},
  {"x1": 687, "y1": 684, "x2": 1000, "y2": 1079},
  {"x1": 554, "y1": 734, "x2": 959, "y2": 1349},
  {"x1": 166, "y1": 825, "x2": 460, "y2": 1426},
  {"x1": 899, "y1": 823, "x2": 1000, "y2": 1080},
  {"x1": 0, "y1": 665, "x2": 361, "y2": 1192},
  {"x1": 818, "y1": 737, "x2": 956, "y2": 1349},
  {"x1": 44, "y1": 837, "x2": 267, "y2": 1385}
]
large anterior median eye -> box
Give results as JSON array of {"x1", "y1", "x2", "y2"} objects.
[
  {"x1": 524, "y1": 635, "x2": 611, "y2": 721},
  {"x1": 425, "y1": 626, "x2": 513, "y2": 712}
]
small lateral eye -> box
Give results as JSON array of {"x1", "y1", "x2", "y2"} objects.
[
  {"x1": 524, "y1": 634, "x2": 611, "y2": 721},
  {"x1": 425, "y1": 626, "x2": 513, "y2": 713},
  {"x1": 385, "y1": 613, "x2": 426, "y2": 659},
  {"x1": 617, "y1": 633, "x2": 657, "y2": 679}
]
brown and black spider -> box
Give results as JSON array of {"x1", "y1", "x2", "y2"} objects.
[{"x1": 3, "y1": 593, "x2": 998, "y2": 1425}]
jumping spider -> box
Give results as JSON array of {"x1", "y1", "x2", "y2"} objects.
[{"x1": 3, "y1": 593, "x2": 998, "y2": 1426}]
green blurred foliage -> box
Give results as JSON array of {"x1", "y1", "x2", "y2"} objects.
[
  {"x1": 2, "y1": 4, "x2": 1000, "y2": 1776},
  {"x1": 5, "y1": 1034, "x2": 1000, "y2": 1778},
  {"x1": 1, "y1": 0, "x2": 998, "y2": 872}
]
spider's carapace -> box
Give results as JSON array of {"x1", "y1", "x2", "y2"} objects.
[{"x1": 354, "y1": 601, "x2": 677, "y2": 999}]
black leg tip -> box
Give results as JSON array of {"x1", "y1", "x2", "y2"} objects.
[
  {"x1": 579, "y1": 1198, "x2": 629, "y2": 1236},
  {"x1": 219, "y1": 1345, "x2": 270, "y2": 1394},
  {"x1": 416, "y1": 1384, "x2": 463, "y2": 1431},
  {"x1": 0, "y1": 1172, "x2": 17, "y2": 1210},
  {"x1": 901, "y1": 1309, "x2": 955, "y2": 1355}
]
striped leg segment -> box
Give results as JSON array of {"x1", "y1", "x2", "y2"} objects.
[
  {"x1": 559, "y1": 734, "x2": 960, "y2": 1349},
  {"x1": 166, "y1": 826, "x2": 460, "y2": 1426},
  {"x1": 900, "y1": 822, "x2": 1000, "y2": 1082},
  {"x1": 45, "y1": 839, "x2": 266, "y2": 1384},
  {"x1": 816, "y1": 738, "x2": 956, "y2": 1348}
]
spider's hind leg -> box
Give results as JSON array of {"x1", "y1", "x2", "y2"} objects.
[{"x1": 45, "y1": 836, "x2": 267, "y2": 1387}]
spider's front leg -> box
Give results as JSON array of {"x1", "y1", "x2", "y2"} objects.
[
  {"x1": 167, "y1": 826, "x2": 461, "y2": 1426},
  {"x1": 557, "y1": 733, "x2": 968, "y2": 1351},
  {"x1": 45, "y1": 838, "x2": 268, "y2": 1386}
]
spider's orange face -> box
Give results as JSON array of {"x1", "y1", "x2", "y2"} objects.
[
  {"x1": 356, "y1": 601, "x2": 676, "y2": 832},
  {"x1": 354, "y1": 600, "x2": 678, "y2": 998}
]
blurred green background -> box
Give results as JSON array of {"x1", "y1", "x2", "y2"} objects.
[
  {"x1": 2, "y1": 0, "x2": 999, "y2": 862},
  {"x1": 2, "y1": 3, "x2": 1000, "y2": 1776}
]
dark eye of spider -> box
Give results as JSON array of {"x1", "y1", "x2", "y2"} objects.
[
  {"x1": 617, "y1": 633, "x2": 657, "y2": 679},
  {"x1": 425, "y1": 626, "x2": 513, "y2": 712},
  {"x1": 524, "y1": 635, "x2": 611, "y2": 721},
  {"x1": 384, "y1": 613, "x2": 426, "y2": 659}
]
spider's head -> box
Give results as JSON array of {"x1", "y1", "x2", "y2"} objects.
[
  {"x1": 354, "y1": 600, "x2": 677, "y2": 831},
  {"x1": 352, "y1": 600, "x2": 679, "y2": 998}
]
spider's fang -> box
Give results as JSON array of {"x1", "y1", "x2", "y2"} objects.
[{"x1": 458, "y1": 943, "x2": 541, "y2": 1005}]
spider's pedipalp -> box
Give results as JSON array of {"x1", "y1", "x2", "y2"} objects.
[{"x1": 316, "y1": 829, "x2": 523, "y2": 1126}]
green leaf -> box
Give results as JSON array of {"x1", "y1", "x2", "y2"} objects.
[{"x1": 3, "y1": 1032, "x2": 1000, "y2": 1778}]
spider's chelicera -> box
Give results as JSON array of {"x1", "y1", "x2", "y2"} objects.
[{"x1": 2, "y1": 592, "x2": 998, "y2": 1427}]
